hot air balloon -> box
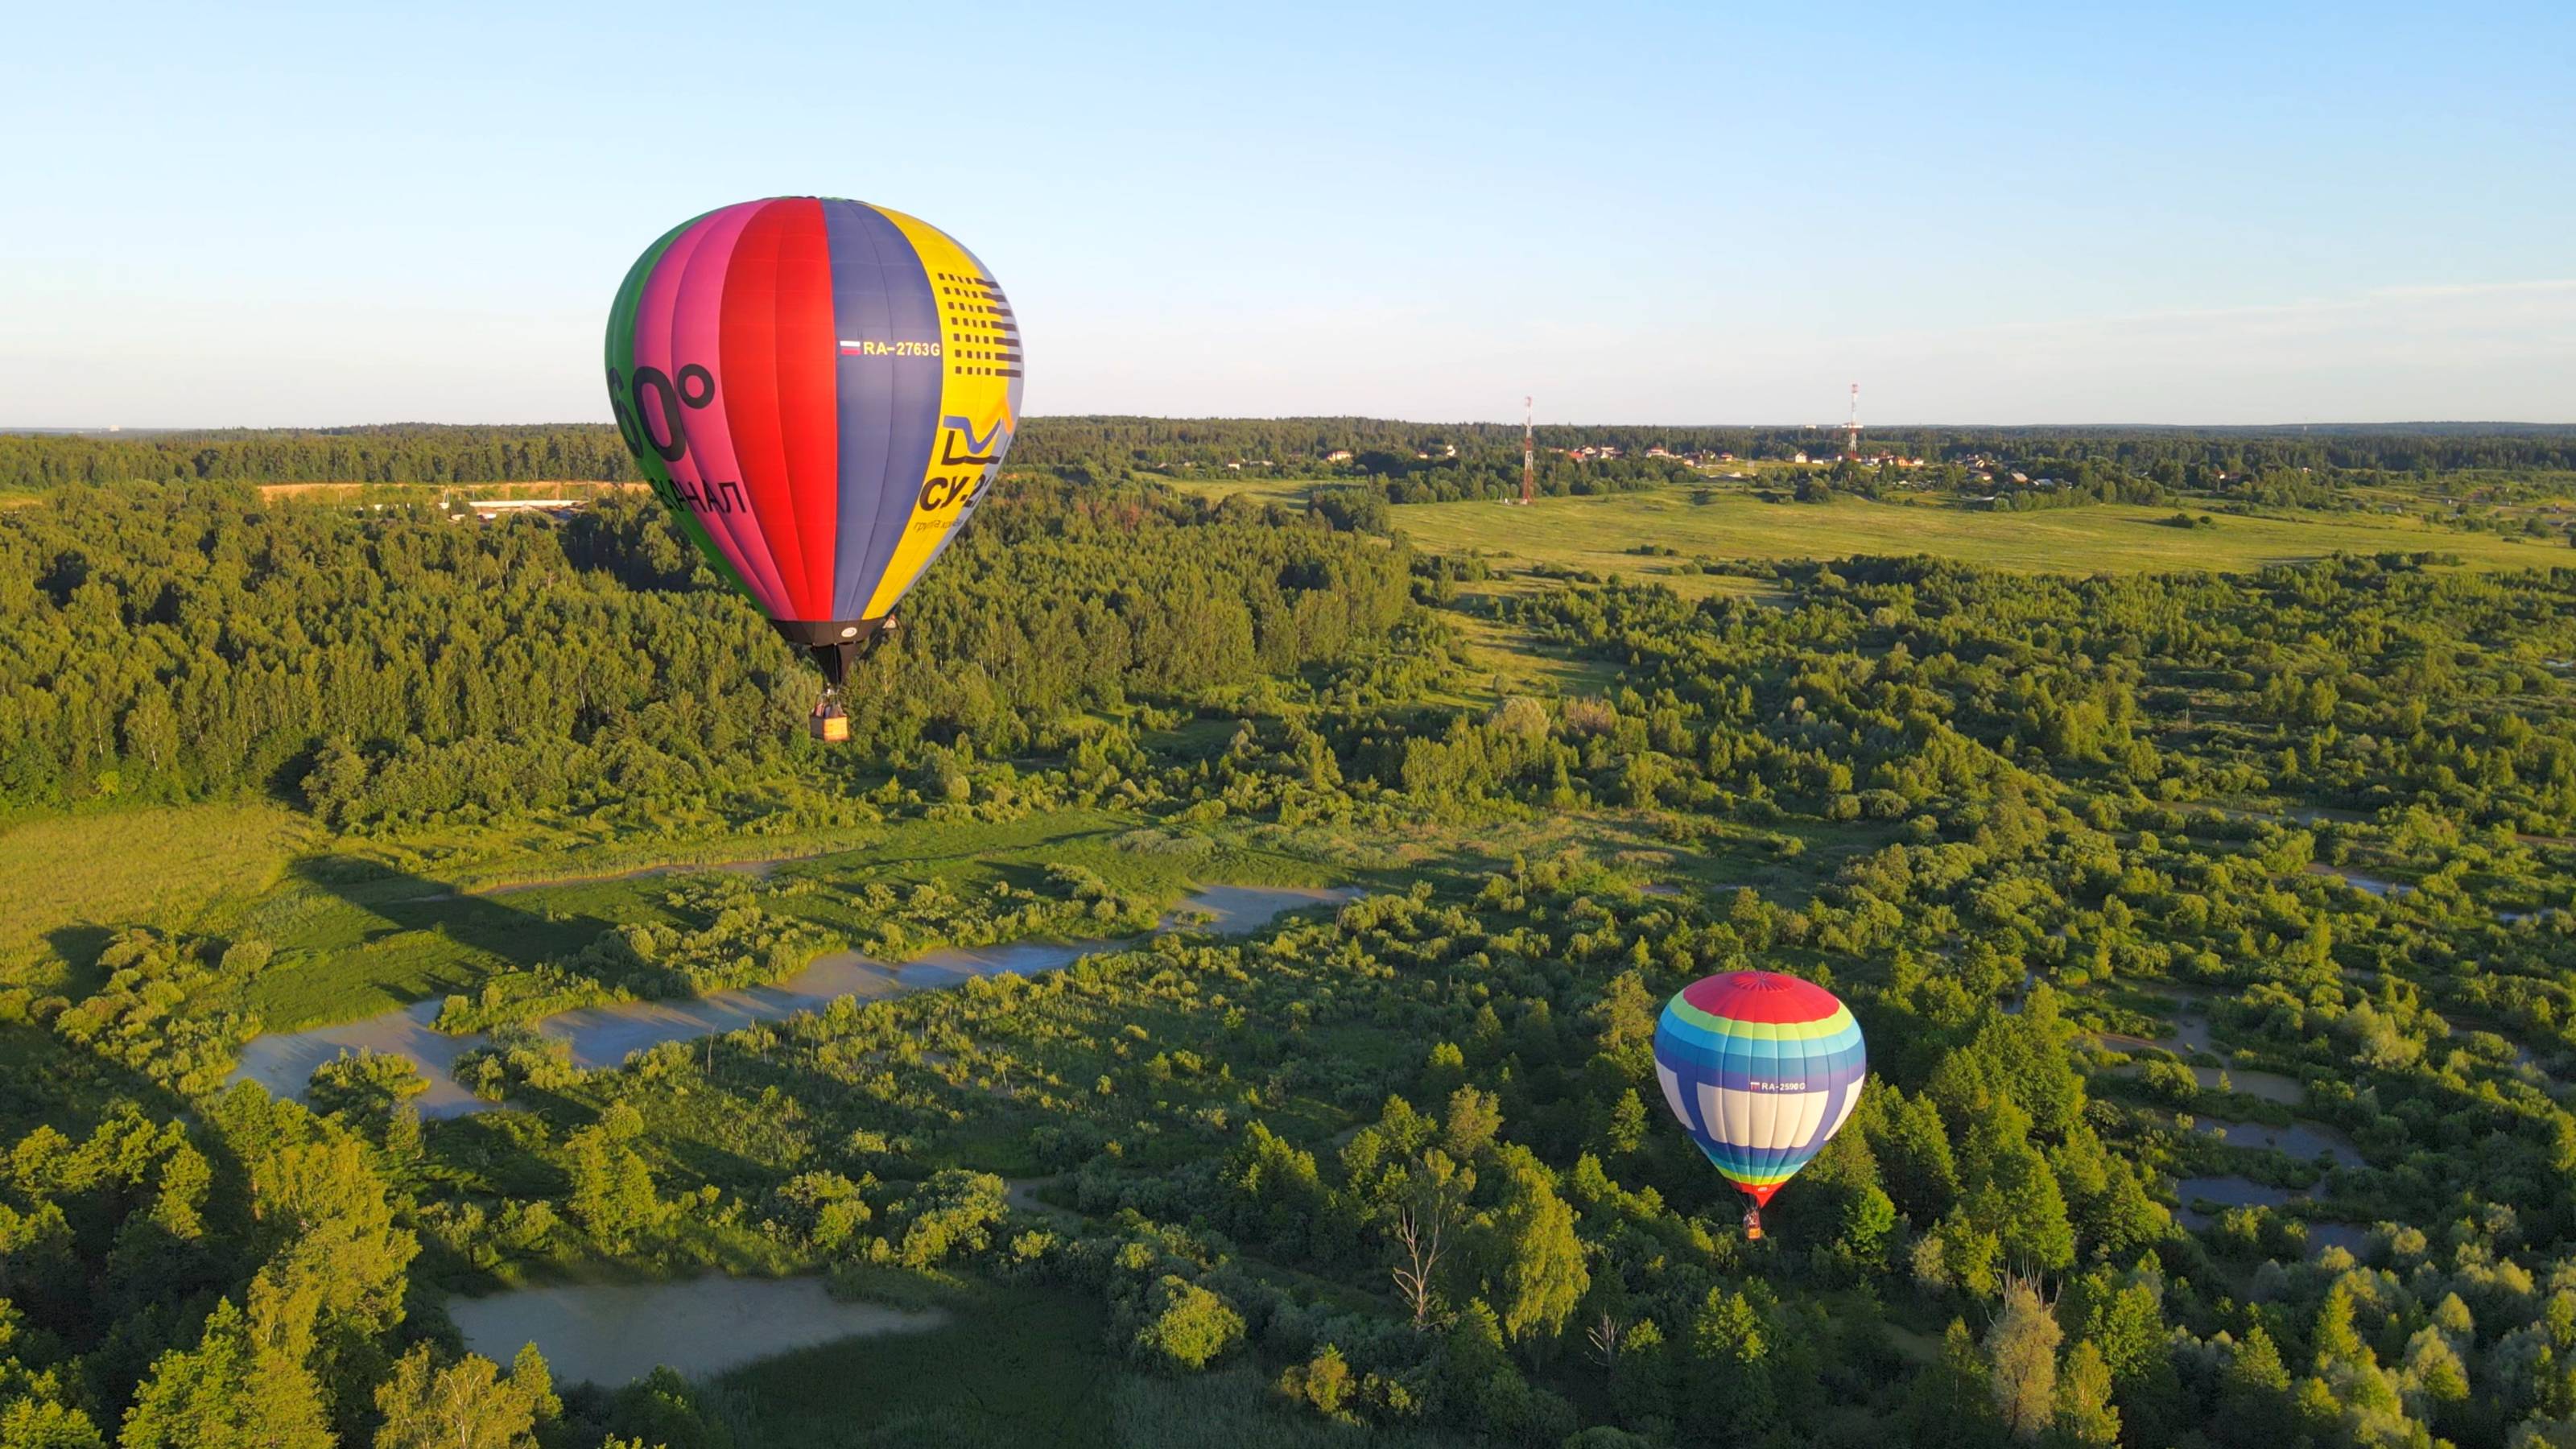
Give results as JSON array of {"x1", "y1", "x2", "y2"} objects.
[
  {"x1": 605, "y1": 197, "x2": 1023, "y2": 741},
  {"x1": 1651, "y1": 970, "x2": 1865, "y2": 1240}
]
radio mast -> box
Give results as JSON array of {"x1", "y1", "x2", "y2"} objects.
[
  {"x1": 1841, "y1": 383, "x2": 1864, "y2": 460},
  {"x1": 1521, "y1": 395, "x2": 1535, "y2": 506}
]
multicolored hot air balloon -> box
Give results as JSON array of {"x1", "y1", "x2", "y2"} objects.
[
  {"x1": 1651, "y1": 970, "x2": 1865, "y2": 1239},
  {"x1": 605, "y1": 197, "x2": 1023, "y2": 740}
]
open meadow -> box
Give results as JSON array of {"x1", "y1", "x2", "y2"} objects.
[
  {"x1": 0, "y1": 800, "x2": 310, "y2": 965},
  {"x1": 1393, "y1": 484, "x2": 2570, "y2": 593},
  {"x1": 1155, "y1": 473, "x2": 1351, "y2": 510}
]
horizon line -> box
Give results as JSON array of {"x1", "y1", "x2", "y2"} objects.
[{"x1": 9, "y1": 416, "x2": 2576, "y2": 435}]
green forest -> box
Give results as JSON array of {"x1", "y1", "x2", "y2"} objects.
[
  {"x1": 3, "y1": 428, "x2": 2576, "y2": 1449},
  {"x1": 10, "y1": 419, "x2": 2576, "y2": 492}
]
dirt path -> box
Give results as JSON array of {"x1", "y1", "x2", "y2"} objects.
[{"x1": 1005, "y1": 1176, "x2": 1077, "y2": 1220}]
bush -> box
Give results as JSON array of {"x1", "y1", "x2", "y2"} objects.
[
  {"x1": 891, "y1": 1169, "x2": 1008, "y2": 1268},
  {"x1": 1274, "y1": 1343, "x2": 1355, "y2": 1422},
  {"x1": 1133, "y1": 1276, "x2": 1245, "y2": 1372},
  {"x1": 306, "y1": 1049, "x2": 428, "y2": 1129}
]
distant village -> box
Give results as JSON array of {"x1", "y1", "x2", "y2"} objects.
[
  {"x1": 1236, "y1": 440, "x2": 2187, "y2": 513},
  {"x1": 1268, "y1": 440, "x2": 1946, "y2": 473},
  {"x1": 1261, "y1": 441, "x2": 1946, "y2": 471}
]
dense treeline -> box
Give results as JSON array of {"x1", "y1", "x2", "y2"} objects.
[
  {"x1": 0, "y1": 478, "x2": 1410, "y2": 824},
  {"x1": 1489, "y1": 555, "x2": 2576, "y2": 834},
  {"x1": 0, "y1": 426, "x2": 638, "y2": 489},
  {"x1": 10, "y1": 421, "x2": 2576, "y2": 492}
]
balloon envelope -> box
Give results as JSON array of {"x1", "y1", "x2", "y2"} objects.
[
  {"x1": 1652, "y1": 971, "x2": 1866, "y2": 1206},
  {"x1": 605, "y1": 196, "x2": 1022, "y2": 652}
]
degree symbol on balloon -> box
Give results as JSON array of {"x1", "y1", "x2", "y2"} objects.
[{"x1": 676, "y1": 365, "x2": 716, "y2": 409}]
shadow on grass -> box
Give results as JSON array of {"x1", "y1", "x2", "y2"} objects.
[
  {"x1": 292, "y1": 855, "x2": 609, "y2": 971},
  {"x1": 42, "y1": 923, "x2": 118, "y2": 980},
  {"x1": 238, "y1": 855, "x2": 630, "y2": 1039}
]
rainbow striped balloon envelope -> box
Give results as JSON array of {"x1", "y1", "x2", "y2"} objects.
[
  {"x1": 1652, "y1": 970, "x2": 1866, "y2": 1208},
  {"x1": 605, "y1": 197, "x2": 1022, "y2": 673}
]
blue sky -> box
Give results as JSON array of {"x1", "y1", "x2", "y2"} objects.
[{"x1": 3, "y1": 1, "x2": 2570, "y2": 426}]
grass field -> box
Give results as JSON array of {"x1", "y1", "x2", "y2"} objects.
[
  {"x1": 0, "y1": 801, "x2": 309, "y2": 964},
  {"x1": 1396, "y1": 487, "x2": 2571, "y2": 592},
  {"x1": 1444, "y1": 610, "x2": 1624, "y2": 700},
  {"x1": 1156, "y1": 475, "x2": 1357, "y2": 510}
]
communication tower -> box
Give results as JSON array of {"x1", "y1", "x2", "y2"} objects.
[
  {"x1": 1521, "y1": 395, "x2": 1535, "y2": 506},
  {"x1": 1841, "y1": 383, "x2": 1864, "y2": 460}
]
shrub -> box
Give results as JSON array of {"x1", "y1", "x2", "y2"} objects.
[{"x1": 1133, "y1": 1276, "x2": 1245, "y2": 1372}]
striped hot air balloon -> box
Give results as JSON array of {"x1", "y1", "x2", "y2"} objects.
[
  {"x1": 605, "y1": 197, "x2": 1023, "y2": 740},
  {"x1": 1651, "y1": 970, "x2": 1866, "y2": 1238}
]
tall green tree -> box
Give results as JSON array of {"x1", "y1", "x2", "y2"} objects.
[
  {"x1": 1477, "y1": 1146, "x2": 1587, "y2": 1350},
  {"x1": 2047, "y1": 1341, "x2": 2120, "y2": 1448},
  {"x1": 1985, "y1": 1278, "x2": 2062, "y2": 1442},
  {"x1": 372, "y1": 1343, "x2": 559, "y2": 1449},
  {"x1": 564, "y1": 1113, "x2": 659, "y2": 1252},
  {"x1": 120, "y1": 1298, "x2": 332, "y2": 1449}
]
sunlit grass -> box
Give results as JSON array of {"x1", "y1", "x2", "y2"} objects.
[
  {"x1": 1153, "y1": 474, "x2": 1355, "y2": 510},
  {"x1": 0, "y1": 800, "x2": 308, "y2": 963},
  {"x1": 1396, "y1": 486, "x2": 2570, "y2": 588}
]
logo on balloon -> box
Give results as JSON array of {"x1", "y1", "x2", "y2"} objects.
[{"x1": 937, "y1": 413, "x2": 1010, "y2": 467}]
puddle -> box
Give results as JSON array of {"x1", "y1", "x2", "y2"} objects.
[
  {"x1": 2306, "y1": 862, "x2": 2411, "y2": 898},
  {"x1": 2173, "y1": 1174, "x2": 2297, "y2": 1229},
  {"x1": 2173, "y1": 1175, "x2": 2373, "y2": 1257},
  {"x1": 2103, "y1": 1056, "x2": 2305, "y2": 1105},
  {"x1": 2304, "y1": 1222, "x2": 2378, "y2": 1257},
  {"x1": 450, "y1": 1275, "x2": 943, "y2": 1388},
  {"x1": 2187, "y1": 1064, "x2": 2304, "y2": 1104},
  {"x1": 535, "y1": 951, "x2": 906, "y2": 1071},
  {"x1": 2198, "y1": 1117, "x2": 2363, "y2": 1167},
  {"x1": 2002, "y1": 968, "x2": 2037, "y2": 1016},
  {"x1": 2093, "y1": 987, "x2": 2300, "y2": 1102},
  {"x1": 1160, "y1": 885, "x2": 1358, "y2": 934},
  {"x1": 229, "y1": 999, "x2": 491, "y2": 1118}
]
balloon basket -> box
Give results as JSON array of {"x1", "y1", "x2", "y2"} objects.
[
  {"x1": 1741, "y1": 1204, "x2": 1764, "y2": 1241},
  {"x1": 790, "y1": 616, "x2": 896, "y2": 743}
]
